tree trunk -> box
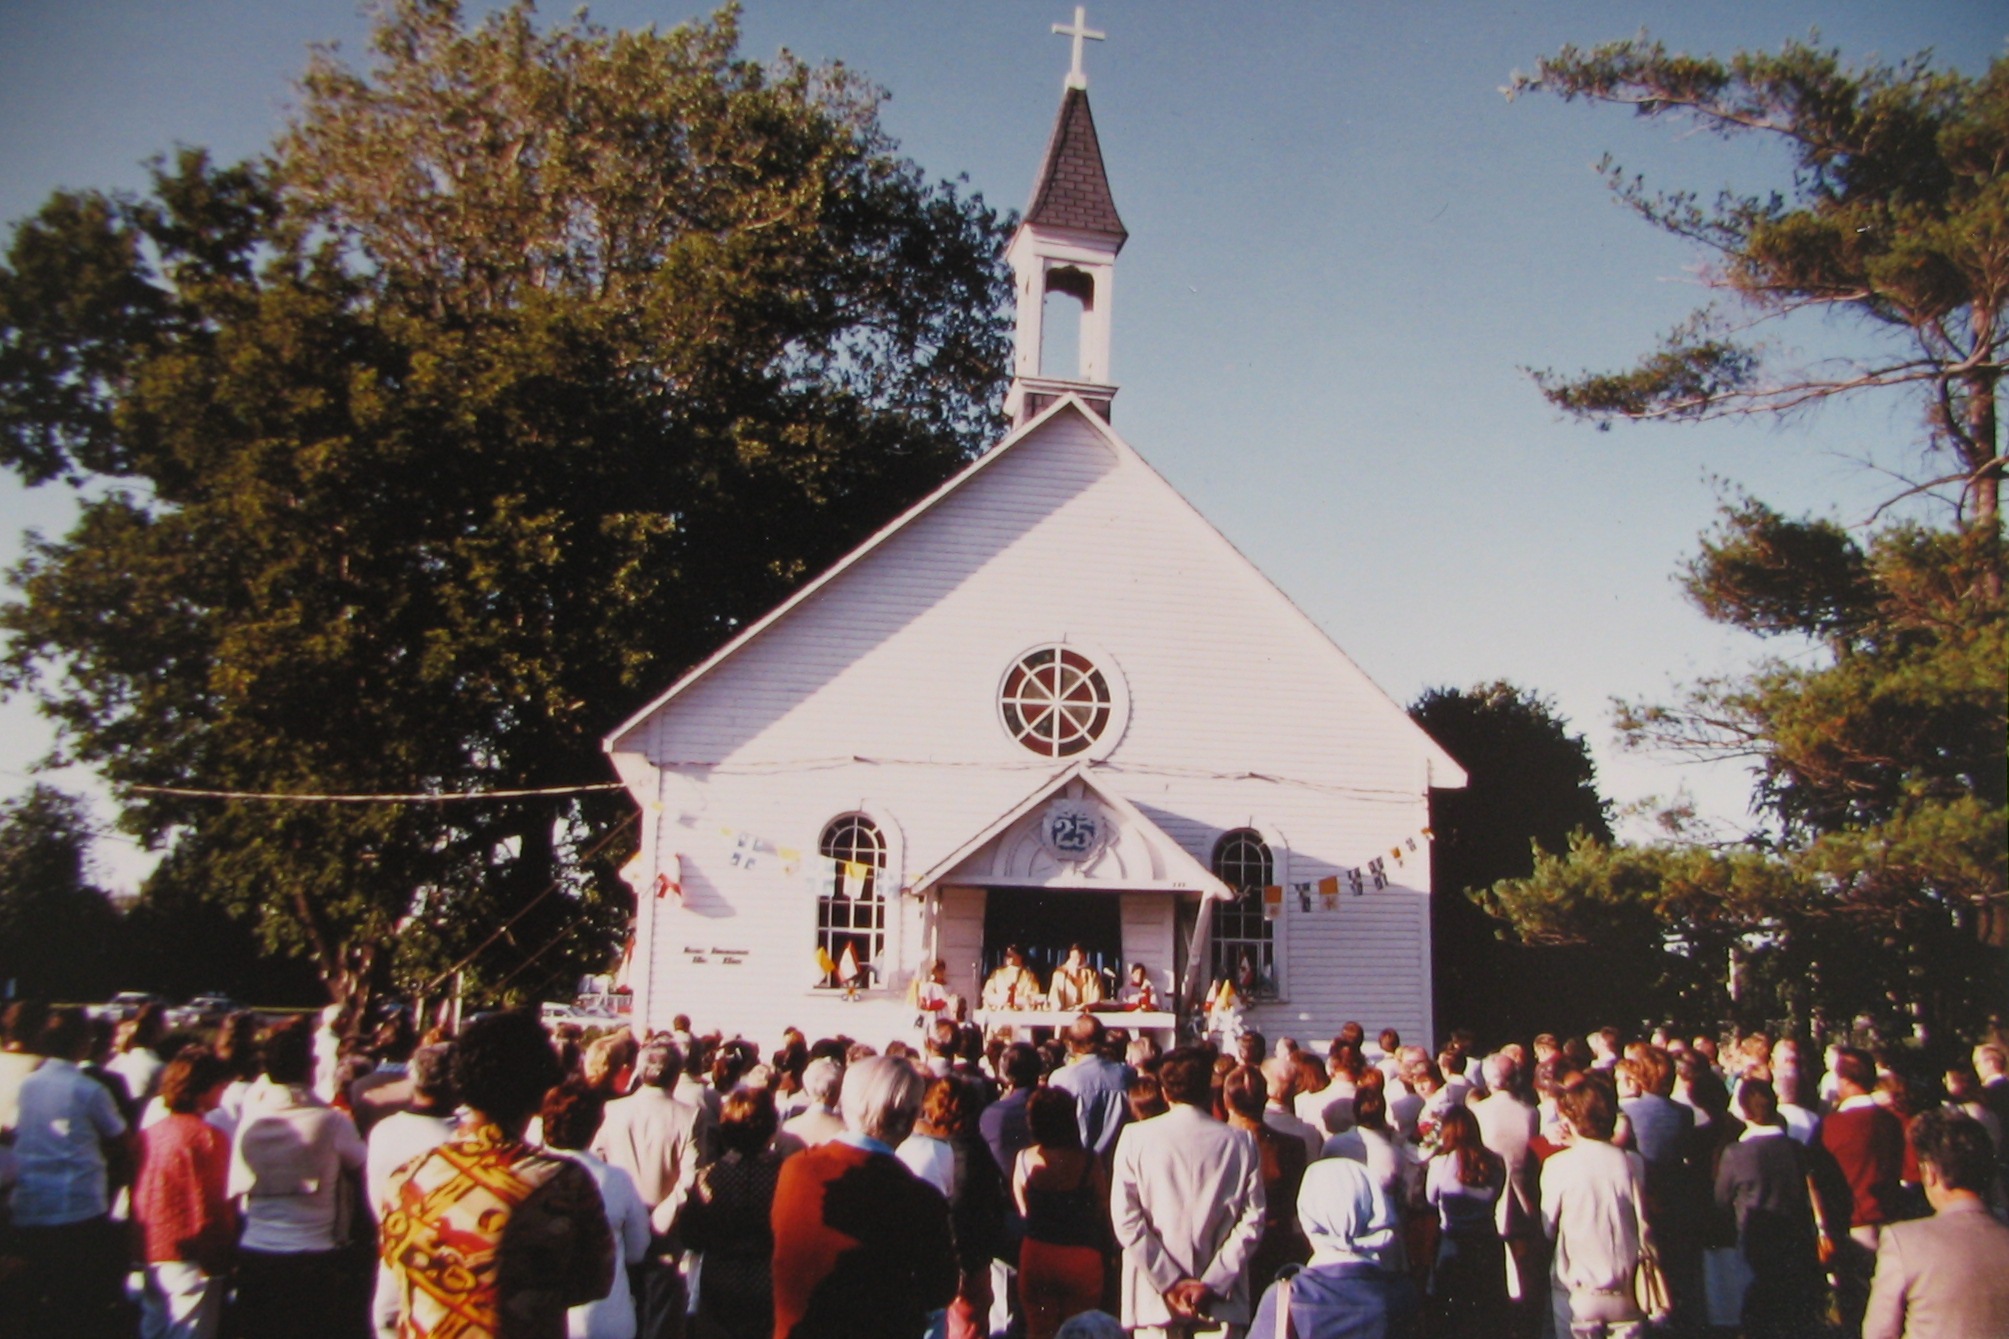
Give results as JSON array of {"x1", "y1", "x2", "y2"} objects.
[{"x1": 1961, "y1": 347, "x2": 2001, "y2": 597}]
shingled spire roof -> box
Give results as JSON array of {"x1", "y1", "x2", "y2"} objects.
[{"x1": 1025, "y1": 86, "x2": 1127, "y2": 246}]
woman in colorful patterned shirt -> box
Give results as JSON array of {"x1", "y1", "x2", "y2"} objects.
[{"x1": 380, "y1": 1010, "x2": 614, "y2": 1339}]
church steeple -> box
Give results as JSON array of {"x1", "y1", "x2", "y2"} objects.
[{"x1": 1005, "y1": 8, "x2": 1126, "y2": 427}]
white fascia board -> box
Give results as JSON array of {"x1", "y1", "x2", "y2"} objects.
[{"x1": 601, "y1": 394, "x2": 1094, "y2": 756}]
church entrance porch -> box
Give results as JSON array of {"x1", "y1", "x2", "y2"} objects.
[{"x1": 933, "y1": 883, "x2": 1182, "y2": 1046}]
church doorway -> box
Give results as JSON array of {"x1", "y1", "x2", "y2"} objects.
[{"x1": 981, "y1": 889, "x2": 1122, "y2": 994}]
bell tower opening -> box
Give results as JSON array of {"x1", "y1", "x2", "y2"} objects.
[{"x1": 1039, "y1": 266, "x2": 1095, "y2": 380}]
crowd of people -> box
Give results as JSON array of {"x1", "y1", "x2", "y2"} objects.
[{"x1": 2, "y1": 994, "x2": 2007, "y2": 1339}]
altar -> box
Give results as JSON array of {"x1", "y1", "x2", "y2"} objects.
[{"x1": 974, "y1": 1009, "x2": 1179, "y2": 1049}]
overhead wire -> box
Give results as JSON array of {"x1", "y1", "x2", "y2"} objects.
[
  {"x1": 416, "y1": 808, "x2": 640, "y2": 997},
  {"x1": 128, "y1": 781, "x2": 627, "y2": 803}
]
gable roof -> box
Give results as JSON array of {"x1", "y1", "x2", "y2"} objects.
[
  {"x1": 908, "y1": 760, "x2": 1233, "y2": 898},
  {"x1": 603, "y1": 395, "x2": 1467, "y2": 791},
  {"x1": 1024, "y1": 86, "x2": 1127, "y2": 244}
]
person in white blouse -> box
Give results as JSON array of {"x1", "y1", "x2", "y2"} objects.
[
  {"x1": 541, "y1": 1079, "x2": 650, "y2": 1339},
  {"x1": 106, "y1": 1004, "x2": 168, "y2": 1109},
  {"x1": 228, "y1": 1016, "x2": 367, "y2": 1339}
]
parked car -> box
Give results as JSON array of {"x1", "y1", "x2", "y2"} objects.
[
  {"x1": 540, "y1": 1001, "x2": 621, "y2": 1028},
  {"x1": 166, "y1": 994, "x2": 242, "y2": 1030},
  {"x1": 87, "y1": 991, "x2": 169, "y2": 1023}
]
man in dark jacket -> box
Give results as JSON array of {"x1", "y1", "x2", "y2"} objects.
[{"x1": 1715, "y1": 1079, "x2": 1825, "y2": 1338}]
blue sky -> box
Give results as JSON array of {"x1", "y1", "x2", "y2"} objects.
[{"x1": 1, "y1": 1, "x2": 2001, "y2": 889}]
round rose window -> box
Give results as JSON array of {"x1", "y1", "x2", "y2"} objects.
[{"x1": 1001, "y1": 646, "x2": 1112, "y2": 757}]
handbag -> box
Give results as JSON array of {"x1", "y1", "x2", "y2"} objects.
[
  {"x1": 1627, "y1": 1152, "x2": 1672, "y2": 1323},
  {"x1": 1633, "y1": 1248, "x2": 1673, "y2": 1322},
  {"x1": 1272, "y1": 1267, "x2": 1295, "y2": 1339}
]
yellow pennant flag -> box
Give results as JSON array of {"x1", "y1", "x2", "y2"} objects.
[
  {"x1": 1261, "y1": 884, "x2": 1284, "y2": 921},
  {"x1": 841, "y1": 860, "x2": 869, "y2": 900},
  {"x1": 816, "y1": 947, "x2": 837, "y2": 979}
]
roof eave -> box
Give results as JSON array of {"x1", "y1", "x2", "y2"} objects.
[{"x1": 602, "y1": 394, "x2": 1103, "y2": 756}]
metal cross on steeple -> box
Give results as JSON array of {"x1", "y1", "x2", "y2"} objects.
[{"x1": 1052, "y1": 6, "x2": 1105, "y2": 91}]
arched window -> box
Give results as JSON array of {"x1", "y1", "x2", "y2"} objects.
[
  {"x1": 1210, "y1": 828, "x2": 1277, "y2": 999},
  {"x1": 816, "y1": 816, "x2": 886, "y2": 990}
]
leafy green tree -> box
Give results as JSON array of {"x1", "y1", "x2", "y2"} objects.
[
  {"x1": 0, "y1": 786, "x2": 120, "y2": 1001},
  {"x1": 0, "y1": 1, "x2": 1012, "y2": 1019},
  {"x1": 1510, "y1": 39, "x2": 2007, "y2": 542},
  {"x1": 1410, "y1": 683, "x2": 1617, "y2": 1040},
  {"x1": 1499, "y1": 37, "x2": 2007, "y2": 1046}
]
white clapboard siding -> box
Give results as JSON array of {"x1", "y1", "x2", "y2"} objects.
[{"x1": 609, "y1": 400, "x2": 1463, "y2": 1047}]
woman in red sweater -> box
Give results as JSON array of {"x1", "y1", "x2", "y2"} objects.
[
  {"x1": 133, "y1": 1047, "x2": 236, "y2": 1339},
  {"x1": 769, "y1": 1056, "x2": 957, "y2": 1338}
]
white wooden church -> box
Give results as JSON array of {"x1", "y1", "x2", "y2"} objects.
[{"x1": 604, "y1": 26, "x2": 1465, "y2": 1049}]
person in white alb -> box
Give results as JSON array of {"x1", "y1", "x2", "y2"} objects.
[
  {"x1": 1047, "y1": 944, "x2": 1105, "y2": 1012},
  {"x1": 1110, "y1": 1045, "x2": 1266, "y2": 1336}
]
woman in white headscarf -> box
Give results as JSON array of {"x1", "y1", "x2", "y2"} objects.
[{"x1": 1250, "y1": 1159, "x2": 1420, "y2": 1338}]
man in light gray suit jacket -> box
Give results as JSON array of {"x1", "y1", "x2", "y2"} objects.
[
  {"x1": 1111, "y1": 1046, "x2": 1267, "y2": 1336},
  {"x1": 1474, "y1": 1052, "x2": 1544, "y2": 1339},
  {"x1": 1473, "y1": 1053, "x2": 1539, "y2": 1236},
  {"x1": 1863, "y1": 1109, "x2": 2009, "y2": 1339},
  {"x1": 590, "y1": 1037, "x2": 703, "y2": 1339}
]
